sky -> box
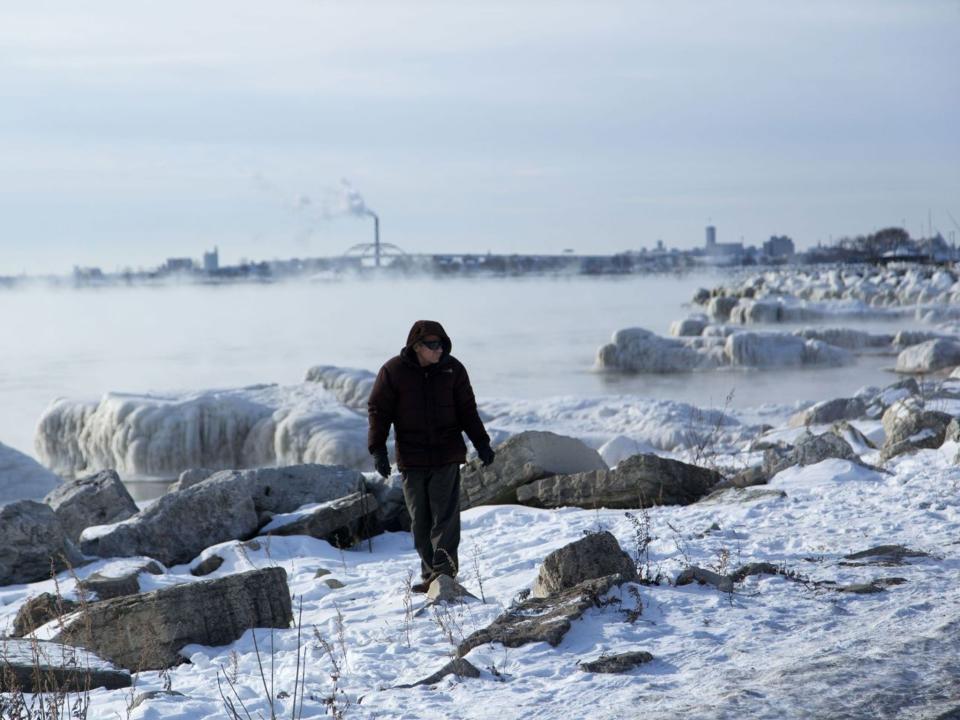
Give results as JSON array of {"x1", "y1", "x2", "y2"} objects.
[{"x1": 1, "y1": 0, "x2": 958, "y2": 274}]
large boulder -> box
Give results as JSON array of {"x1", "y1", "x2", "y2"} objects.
[
  {"x1": 531, "y1": 531, "x2": 637, "y2": 598},
  {"x1": 763, "y1": 432, "x2": 858, "y2": 476},
  {"x1": 0, "y1": 501, "x2": 83, "y2": 586},
  {"x1": 729, "y1": 299, "x2": 781, "y2": 324},
  {"x1": 515, "y1": 453, "x2": 721, "y2": 509},
  {"x1": 707, "y1": 296, "x2": 739, "y2": 322},
  {"x1": 459, "y1": 431, "x2": 607, "y2": 510},
  {"x1": 0, "y1": 639, "x2": 131, "y2": 692},
  {"x1": 669, "y1": 316, "x2": 708, "y2": 337},
  {"x1": 259, "y1": 491, "x2": 379, "y2": 546},
  {"x1": 81, "y1": 464, "x2": 364, "y2": 566},
  {"x1": 0, "y1": 441, "x2": 62, "y2": 505},
  {"x1": 788, "y1": 397, "x2": 867, "y2": 428},
  {"x1": 12, "y1": 592, "x2": 80, "y2": 637},
  {"x1": 43, "y1": 470, "x2": 139, "y2": 543},
  {"x1": 80, "y1": 476, "x2": 258, "y2": 567},
  {"x1": 78, "y1": 559, "x2": 165, "y2": 601},
  {"x1": 895, "y1": 339, "x2": 960, "y2": 374},
  {"x1": 53, "y1": 567, "x2": 292, "y2": 672},
  {"x1": 880, "y1": 400, "x2": 953, "y2": 461}
]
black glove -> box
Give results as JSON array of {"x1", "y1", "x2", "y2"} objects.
[
  {"x1": 372, "y1": 447, "x2": 391, "y2": 478},
  {"x1": 477, "y1": 444, "x2": 496, "y2": 467}
]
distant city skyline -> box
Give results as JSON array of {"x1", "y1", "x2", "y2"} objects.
[{"x1": 1, "y1": 1, "x2": 958, "y2": 275}]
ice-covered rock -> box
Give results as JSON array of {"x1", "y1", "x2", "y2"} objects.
[
  {"x1": 304, "y1": 365, "x2": 376, "y2": 411},
  {"x1": 35, "y1": 383, "x2": 372, "y2": 479},
  {"x1": 793, "y1": 327, "x2": 894, "y2": 352},
  {"x1": 788, "y1": 397, "x2": 867, "y2": 427},
  {"x1": 596, "y1": 328, "x2": 719, "y2": 373},
  {"x1": 724, "y1": 332, "x2": 853, "y2": 368},
  {"x1": 894, "y1": 339, "x2": 960, "y2": 374},
  {"x1": 707, "y1": 296, "x2": 738, "y2": 322},
  {"x1": 0, "y1": 441, "x2": 62, "y2": 506},
  {"x1": 669, "y1": 315, "x2": 709, "y2": 337}
]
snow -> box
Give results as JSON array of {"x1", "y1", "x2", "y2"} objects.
[
  {"x1": 0, "y1": 440, "x2": 61, "y2": 506},
  {"x1": 2, "y1": 434, "x2": 957, "y2": 718}
]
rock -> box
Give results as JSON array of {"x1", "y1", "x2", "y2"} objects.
[
  {"x1": 729, "y1": 562, "x2": 781, "y2": 583},
  {"x1": 43, "y1": 470, "x2": 139, "y2": 543},
  {"x1": 842, "y1": 544, "x2": 929, "y2": 565},
  {"x1": 323, "y1": 579, "x2": 345, "y2": 589},
  {"x1": 362, "y1": 473, "x2": 410, "y2": 532},
  {"x1": 828, "y1": 421, "x2": 878, "y2": 452},
  {"x1": 54, "y1": 567, "x2": 292, "y2": 671},
  {"x1": 516, "y1": 453, "x2": 721, "y2": 510},
  {"x1": 395, "y1": 658, "x2": 481, "y2": 688},
  {"x1": 260, "y1": 491, "x2": 379, "y2": 547},
  {"x1": 864, "y1": 378, "x2": 921, "y2": 418},
  {"x1": 880, "y1": 399, "x2": 953, "y2": 461},
  {"x1": 699, "y1": 487, "x2": 787, "y2": 505},
  {"x1": 675, "y1": 566, "x2": 734, "y2": 593},
  {"x1": 596, "y1": 328, "x2": 718, "y2": 373},
  {"x1": 893, "y1": 330, "x2": 949, "y2": 349},
  {"x1": 12, "y1": 592, "x2": 80, "y2": 637},
  {"x1": 78, "y1": 560, "x2": 164, "y2": 601},
  {"x1": 692, "y1": 287, "x2": 711, "y2": 305},
  {"x1": 724, "y1": 332, "x2": 852, "y2": 368},
  {"x1": 457, "y1": 574, "x2": 624, "y2": 658},
  {"x1": 794, "y1": 327, "x2": 893, "y2": 351},
  {"x1": 707, "y1": 296, "x2": 739, "y2": 322},
  {"x1": 314, "y1": 568, "x2": 331, "y2": 578},
  {"x1": 724, "y1": 466, "x2": 768, "y2": 488},
  {"x1": 531, "y1": 531, "x2": 637, "y2": 599},
  {"x1": 80, "y1": 475, "x2": 258, "y2": 567},
  {"x1": 426, "y1": 575, "x2": 477, "y2": 603},
  {"x1": 946, "y1": 418, "x2": 960, "y2": 444},
  {"x1": 0, "y1": 639, "x2": 131, "y2": 692},
  {"x1": 0, "y1": 500, "x2": 84, "y2": 586},
  {"x1": 168, "y1": 467, "x2": 215, "y2": 493},
  {"x1": 459, "y1": 431, "x2": 607, "y2": 510},
  {"x1": 763, "y1": 432, "x2": 858, "y2": 477},
  {"x1": 191, "y1": 554, "x2": 225, "y2": 576},
  {"x1": 788, "y1": 397, "x2": 867, "y2": 427},
  {"x1": 580, "y1": 651, "x2": 654, "y2": 673},
  {"x1": 730, "y1": 298, "x2": 781, "y2": 324},
  {"x1": 669, "y1": 316, "x2": 708, "y2": 337},
  {"x1": 895, "y1": 339, "x2": 960, "y2": 374}
]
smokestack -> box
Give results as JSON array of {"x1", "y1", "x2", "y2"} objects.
[{"x1": 369, "y1": 211, "x2": 381, "y2": 267}]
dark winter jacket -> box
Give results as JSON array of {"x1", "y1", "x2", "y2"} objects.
[{"x1": 367, "y1": 320, "x2": 491, "y2": 469}]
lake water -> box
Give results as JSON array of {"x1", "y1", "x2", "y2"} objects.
[{"x1": 0, "y1": 271, "x2": 915, "y2": 460}]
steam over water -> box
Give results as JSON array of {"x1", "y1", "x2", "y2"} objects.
[{"x1": 0, "y1": 272, "x2": 916, "y2": 459}]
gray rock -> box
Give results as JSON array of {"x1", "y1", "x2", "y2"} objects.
[
  {"x1": 516, "y1": 453, "x2": 721, "y2": 510},
  {"x1": 675, "y1": 566, "x2": 734, "y2": 593},
  {"x1": 842, "y1": 544, "x2": 929, "y2": 565},
  {"x1": 44, "y1": 470, "x2": 139, "y2": 543},
  {"x1": 828, "y1": 420, "x2": 878, "y2": 452},
  {"x1": 893, "y1": 329, "x2": 950, "y2": 349},
  {"x1": 190, "y1": 555, "x2": 225, "y2": 576},
  {"x1": 880, "y1": 400, "x2": 953, "y2": 461},
  {"x1": 78, "y1": 560, "x2": 164, "y2": 601},
  {"x1": 580, "y1": 651, "x2": 654, "y2": 674},
  {"x1": 129, "y1": 690, "x2": 187, "y2": 710},
  {"x1": 168, "y1": 467, "x2": 215, "y2": 493},
  {"x1": 895, "y1": 338, "x2": 960, "y2": 373},
  {"x1": 708, "y1": 296, "x2": 739, "y2": 322},
  {"x1": 0, "y1": 639, "x2": 131, "y2": 692},
  {"x1": 729, "y1": 562, "x2": 781, "y2": 583},
  {"x1": 788, "y1": 397, "x2": 867, "y2": 427},
  {"x1": 0, "y1": 500, "x2": 84, "y2": 586},
  {"x1": 395, "y1": 658, "x2": 481, "y2": 688},
  {"x1": 363, "y1": 473, "x2": 410, "y2": 532},
  {"x1": 12, "y1": 592, "x2": 80, "y2": 637},
  {"x1": 426, "y1": 574, "x2": 477, "y2": 603},
  {"x1": 531, "y1": 531, "x2": 638, "y2": 599},
  {"x1": 460, "y1": 431, "x2": 607, "y2": 510},
  {"x1": 80, "y1": 476, "x2": 258, "y2": 567},
  {"x1": 699, "y1": 487, "x2": 787, "y2": 505},
  {"x1": 54, "y1": 567, "x2": 292, "y2": 671},
  {"x1": 324, "y1": 579, "x2": 345, "y2": 589},
  {"x1": 457, "y1": 574, "x2": 624, "y2": 658},
  {"x1": 763, "y1": 431, "x2": 858, "y2": 477},
  {"x1": 261, "y1": 491, "x2": 379, "y2": 546},
  {"x1": 692, "y1": 287, "x2": 711, "y2": 305}
]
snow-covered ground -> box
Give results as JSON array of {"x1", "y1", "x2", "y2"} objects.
[{"x1": 2, "y1": 437, "x2": 958, "y2": 718}]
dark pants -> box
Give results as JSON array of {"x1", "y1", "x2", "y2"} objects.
[{"x1": 401, "y1": 463, "x2": 461, "y2": 581}]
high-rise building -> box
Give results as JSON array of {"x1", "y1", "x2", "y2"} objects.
[
  {"x1": 706, "y1": 226, "x2": 716, "y2": 248},
  {"x1": 203, "y1": 246, "x2": 219, "y2": 272}
]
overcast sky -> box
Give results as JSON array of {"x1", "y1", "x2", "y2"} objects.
[{"x1": 1, "y1": 0, "x2": 958, "y2": 274}]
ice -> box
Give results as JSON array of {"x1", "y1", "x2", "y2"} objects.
[
  {"x1": 303, "y1": 364, "x2": 376, "y2": 411},
  {"x1": 0, "y1": 440, "x2": 61, "y2": 506}
]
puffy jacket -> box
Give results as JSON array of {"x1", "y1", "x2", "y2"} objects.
[{"x1": 367, "y1": 320, "x2": 490, "y2": 469}]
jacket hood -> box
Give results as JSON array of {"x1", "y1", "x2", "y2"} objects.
[{"x1": 404, "y1": 320, "x2": 452, "y2": 355}]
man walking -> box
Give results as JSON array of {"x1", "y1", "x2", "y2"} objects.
[{"x1": 368, "y1": 320, "x2": 495, "y2": 593}]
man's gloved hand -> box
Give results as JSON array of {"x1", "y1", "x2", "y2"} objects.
[
  {"x1": 372, "y1": 447, "x2": 391, "y2": 478},
  {"x1": 477, "y1": 444, "x2": 496, "y2": 467}
]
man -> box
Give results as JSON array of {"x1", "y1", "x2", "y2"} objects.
[{"x1": 368, "y1": 320, "x2": 495, "y2": 593}]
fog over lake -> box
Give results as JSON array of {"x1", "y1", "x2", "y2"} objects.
[{"x1": 0, "y1": 272, "x2": 914, "y2": 458}]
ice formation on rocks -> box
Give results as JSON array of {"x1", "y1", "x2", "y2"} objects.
[{"x1": 304, "y1": 365, "x2": 376, "y2": 411}]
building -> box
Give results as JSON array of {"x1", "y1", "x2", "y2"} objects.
[
  {"x1": 703, "y1": 226, "x2": 744, "y2": 264},
  {"x1": 164, "y1": 257, "x2": 194, "y2": 273},
  {"x1": 203, "y1": 247, "x2": 219, "y2": 272},
  {"x1": 763, "y1": 235, "x2": 795, "y2": 259}
]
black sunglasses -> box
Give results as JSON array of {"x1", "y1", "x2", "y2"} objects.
[{"x1": 420, "y1": 340, "x2": 443, "y2": 350}]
